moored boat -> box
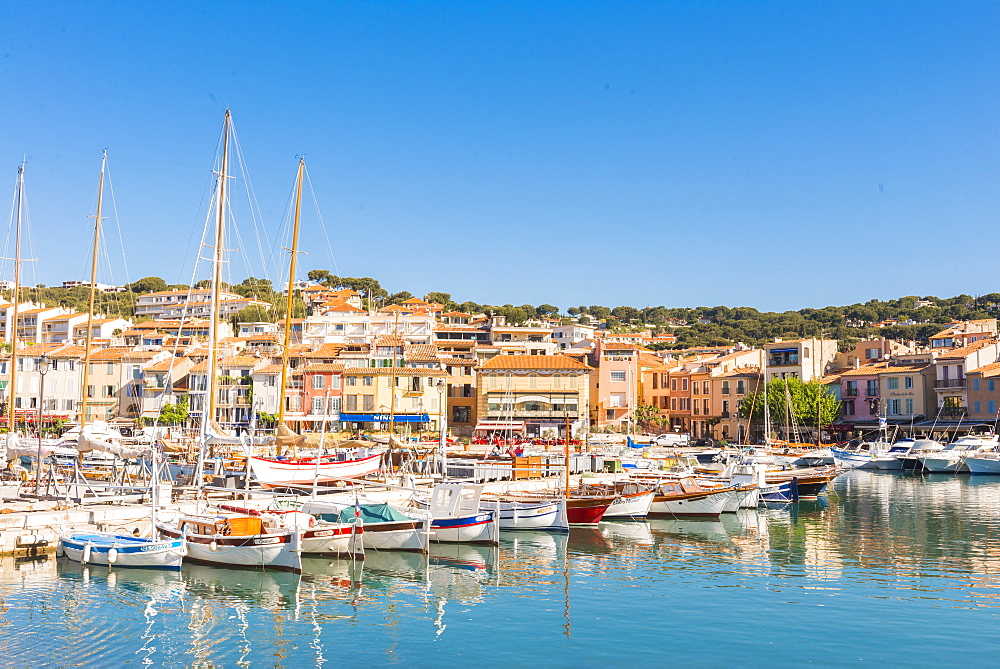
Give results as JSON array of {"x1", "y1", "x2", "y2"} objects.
[
  {"x1": 59, "y1": 533, "x2": 184, "y2": 570},
  {"x1": 248, "y1": 452, "x2": 382, "y2": 488},
  {"x1": 157, "y1": 511, "x2": 302, "y2": 573}
]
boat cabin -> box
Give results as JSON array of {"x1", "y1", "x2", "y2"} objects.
[{"x1": 179, "y1": 514, "x2": 265, "y2": 537}]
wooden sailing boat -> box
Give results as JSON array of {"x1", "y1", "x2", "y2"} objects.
[
  {"x1": 156, "y1": 110, "x2": 302, "y2": 573},
  {"x1": 247, "y1": 157, "x2": 380, "y2": 488}
]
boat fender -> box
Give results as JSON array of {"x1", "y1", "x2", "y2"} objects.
[
  {"x1": 308, "y1": 516, "x2": 316, "y2": 528},
  {"x1": 179, "y1": 542, "x2": 188, "y2": 557},
  {"x1": 107, "y1": 547, "x2": 118, "y2": 564},
  {"x1": 56, "y1": 542, "x2": 65, "y2": 558},
  {"x1": 81, "y1": 542, "x2": 92, "y2": 564},
  {"x1": 209, "y1": 540, "x2": 218, "y2": 552}
]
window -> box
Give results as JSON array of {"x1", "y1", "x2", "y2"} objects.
[
  {"x1": 905, "y1": 398, "x2": 913, "y2": 414},
  {"x1": 703, "y1": 399, "x2": 709, "y2": 414},
  {"x1": 606, "y1": 409, "x2": 616, "y2": 420},
  {"x1": 312, "y1": 375, "x2": 325, "y2": 389},
  {"x1": 529, "y1": 373, "x2": 538, "y2": 389},
  {"x1": 103, "y1": 385, "x2": 115, "y2": 397},
  {"x1": 692, "y1": 383, "x2": 699, "y2": 395},
  {"x1": 990, "y1": 380, "x2": 997, "y2": 392},
  {"x1": 973, "y1": 378, "x2": 981, "y2": 391},
  {"x1": 329, "y1": 397, "x2": 341, "y2": 413},
  {"x1": 362, "y1": 395, "x2": 374, "y2": 411},
  {"x1": 312, "y1": 397, "x2": 324, "y2": 414},
  {"x1": 331, "y1": 376, "x2": 341, "y2": 389},
  {"x1": 453, "y1": 406, "x2": 470, "y2": 423},
  {"x1": 722, "y1": 381, "x2": 730, "y2": 395},
  {"x1": 866, "y1": 380, "x2": 877, "y2": 396},
  {"x1": 86, "y1": 385, "x2": 95, "y2": 398},
  {"x1": 553, "y1": 373, "x2": 562, "y2": 388},
  {"x1": 347, "y1": 377, "x2": 356, "y2": 386},
  {"x1": 886, "y1": 377, "x2": 899, "y2": 390},
  {"x1": 722, "y1": 400, "x2": 729, "y2": 416},
  {"x1": 989, "y1": 400, "x2": 998, "y2": 415},
  {"x1": 887, "y1": 398, "x2": 900, "y2": 415},
  {"x1": 652, "y1": 375, "x2": 658, "y2": 390},
  {"x1": 610, "y1": 393, "x2": 626, "y2": 408},
  {"x1": 610, "y1": 371, "x2": 626, "y2": 383},
  {"x1": 345, "y1": 395, "x2": 357, "y2": 411},
  {"x1": 846, "y1": 381, "x2": 858, "y2": 397},
  {"x1": 670, "y1": 398, "x2": 677, "y2": 410},
  {"x1": 842, "y1": 399, "x2": 855, "y2": 416},
  {"x1": 737, "y1": 380, "x2": 746, "y2": 395},
  {"x1": 865, "y1": 348, "x2": 880, "y2": 360},
  {"x1": 904, "y1": 376, "x2": 913, "y2": 389},
  {"x1": 975, "y1": 401, "x2": 981, "y2": 415},
  {"x1": 693, "y1": 402, "x2": 700, "y2": 415},
  {"x1": 681, "y1": 379, "x2": 688, "y2": 391},
  {"x1": 703, "y1": 381, "x2": 709, "y2": 394},
  {"x1": 363, "y1": 376, "x2": 373, "y2": 386}
]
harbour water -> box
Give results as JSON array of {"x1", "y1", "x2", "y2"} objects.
[{"x1": 3, "y1": 471, "x2": 1000, "y2": 666}]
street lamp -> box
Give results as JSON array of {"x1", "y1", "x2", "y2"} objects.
[
  {"x1": 435, "y1": 378, "x2": 447, "y2": 478},
  {"x1": 35, "y1": 353, "x2": 50, "y2": 496}
]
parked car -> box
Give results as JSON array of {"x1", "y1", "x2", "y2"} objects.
[{"x1": 652, "y1": 433, "x2": 690, "y2": 447}]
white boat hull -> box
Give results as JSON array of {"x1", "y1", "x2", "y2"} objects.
[
  {"x1": 300, "y1": 523, "x2": 364, "y2": 558},
  {"x1": 487, "y1": 500, "x2": 569, "y2": 531},
  {"x1": 248, "y1": 452, "x2": 382, "y2": 487},
  {"x1": 872, "y1": 456, "x2": 904, "y2": 470},
  {"x1": 964, "y1": 456, "x2": 1000, "y2": 474},
  {"x1": 602, "y1": 491, "x2": 655, "y2": 519},
  {"x1": 157, "y1": 524, "x2": 302, "y2": 572},
  {"x1": 918, "y1": 456, "x2": 967, "y2": 473},
  {"x1": 724, "y1": 487, "x2": 758, "y2": 512},
  {"x1": 430, "y1": 512, "x2": 498, "y2": 545},
  {"x1": 362, "y1": 521, "x2": 430, "y2": 552},
  {"x1": 649, "y1": 489, "x2": 731, "y2": 518}
]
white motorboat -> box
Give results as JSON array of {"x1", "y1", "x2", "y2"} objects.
[
  {"x1": 414, "y1": 483, "x2": 499, "y2": 545},
  {"x1": 963, "y1": 448, "x2": 1000, "y2": 474},
  {"x1": 918, "y1": 433, "x2": 1000, "y2": 473},
  {"x1": 578, "y1": 481, "x2": 655, "y2": 519},
  {"x1": 870, "y1": 439, "x2": 919, "y2": 470},
  {"x1": 831, "y1": 441, "x2": 892, "y2": 469}
]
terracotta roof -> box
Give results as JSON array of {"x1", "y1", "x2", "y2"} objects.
[
  {"x1": 317, "y1": 299, "x2": 364, "y2": 313},
  {"x1": 122, "y1": 351, "x2": 162, "y2": 361},
  {"x1": 602, "y1": 342, "x2": 638, "y2": 350},
  {"x1": 967, "y1": 361, "x2": 1000, "y2": 378},
  {"x1": 441, "y1": 311, "x2": 472, "y2": 318},
  {"x1": 374, "y1": 335, "x2": 406, "y2": 347},
  {"x1": 638, "y1": 352, "x2": 667, "y2": 367},
  {"x1": 937, "y1": 339, "x2": 997, "y2": 359},
  {"x1": 303, "y1": 344, "x2": 345, "y2": 359},
  {"x1": 401, "y1": 297, "x2": 429, "y2": 305},
  {"x1": 253, "y1": 364, "x2": 283, "y2": 374},
  {"x1": 330, "y1": 288, "x2": 360, "y2": 297},
  {"x1": 189, "y1": 361, "x2": 209, "y2": 373},
  {"x1": 49, "y1": 345, "x2": 87, "y2": 359},
  {"x1": 405, "y1": 344, "x2": 439, "y2": 362},
  {"x1": 46, "y1": 313, "x2": 86, "y2": 322},
  {"x1": 877, "y1": 363, "x2": 932, "y2": 374},
  {"x1": 88, "y1": 348, "x2": 129, "y2": 361},
  {"x1": 304, "y1": 363, "x2": 346, "y2": 373},
  {"x1": 479, "y1": 355, "x2": 592, "y2": 371},
  {"x1": 718, "y1": 366, "x2": 761, "y2": 378},
  {"x1": 143, "y1": 359, "x2": 190, "y2": 373},
  {"x1": 343, "y1": 367, "x2": 446, "y2": 377},
  {"x1": 17, "y1": 343, "x2": 62, "y2": 356},
  {"x1": 440, "y1": 357, "x2": 476, "y2": 366},
  {"x1": 839, "y1": 363, "x2": 890, "y2": 377}
]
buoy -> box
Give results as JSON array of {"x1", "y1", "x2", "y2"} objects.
[
  {"x1": 55, "y1": 542, "x2": 65, "y2": 558},
  {"x1": 107, "y1": 547, "x2": 118, "y2": 564},
  {"x1": 81, "y1": 543, "x2": 92, "y2": 564},
  {"x1": 209, "y1": 541, "x2": 218, "y2": 552}
]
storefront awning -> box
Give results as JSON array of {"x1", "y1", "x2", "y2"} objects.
[
  {"x1": 474, "y1": 421, "x2": 525, "y2": 432},
  {"x1": 339, "y1": 413, "x2": 429, "y2": 423}
]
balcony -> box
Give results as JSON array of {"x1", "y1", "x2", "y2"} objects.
[
  {"x1": 721, "y1": 410, "x2": 731, "y2": 418},
  {"x1": 939, "y1": 406, "x2": 968, "y2": 418},
  {"x1": 935, "y1": 379, "x2": 966, "y2": 389},
  {"x1": 844, "y1": 389, "x2": 859, "y2": 397}
]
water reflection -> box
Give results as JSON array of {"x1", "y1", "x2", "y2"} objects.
[{"x1": 3, "y1": 471, "x2": 1000, "y2": 664}]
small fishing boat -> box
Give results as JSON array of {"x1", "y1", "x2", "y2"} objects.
[
  {"x1": 59, "y1": 533, "x2": 185, "y2": 569},
  {"x1": 303, "y1": 500, "x2": 431, "y2": 553},
  {"x1": 579, "y1": 481, "x2": 655, "y2": 519},
  {"x1": 248, "y1": 452, "x2": 383, "y2": 488},
  {"x1": 647, "y1": 478, "x2": 736, "y2": 518},
  {"x1": 157, "y1": 511, "x2": 302, "y2": 573},
  {"x1": 411, "y1": 483, "x2": 499, "y2": 545},
  {"x1": 480, "y1": 498, "x2": 569, "y2": 531},
  {"x1": 217, "y1": 503, "x2": 364, "y2": 559}
]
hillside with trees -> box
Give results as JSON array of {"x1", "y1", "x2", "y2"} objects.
[{"x1": 9, "y1": 270, "x2": 997, "y2": 350}]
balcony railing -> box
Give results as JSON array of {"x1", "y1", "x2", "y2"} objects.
[
  {"x1": 935, "y1": 379, "x2": 966, "y2": 389},
  {"x1": 939, "y1": 406, "x2": 968, "y2": 418},
  {"x1": 844, "y1": 389, "x2": 859, "y2": 397}
]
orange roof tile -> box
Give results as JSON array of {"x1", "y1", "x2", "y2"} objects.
[
  {"x1": 343, "y1": 367, "x2": 446, "y2": 377},
  {"x1": 303, "y1": 363, "x2": 346, "y2": 373},
  {"x1": 480, "y1": 354, "x2": 592, "y2": 371}
]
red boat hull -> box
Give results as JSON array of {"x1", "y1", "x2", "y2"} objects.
[{"x1": 565, "y1": 497, "x2": 614, "y2": 525}]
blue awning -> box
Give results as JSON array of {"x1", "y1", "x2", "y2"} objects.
[
  {"x1": 770, "y1": 348, "x2": 797, "y2": 354},
  {"x1": 339, "y1": 413, "x2": 430, "y2": 423}
]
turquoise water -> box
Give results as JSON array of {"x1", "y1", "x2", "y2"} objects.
[{"x1": 3, "y1": 471, "x2": 1000, "y2": 666}]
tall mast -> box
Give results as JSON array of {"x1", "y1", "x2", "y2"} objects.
[
  {"x1": 7, "y1": 165, "x2": 23, "y2": 434},
  {"x1": 205, "y1": 110, "x2": 231, "y2": 439},
  {"x1": 79, "y1": 151, "x2": 106, "y2": 429},
  {"x1": 277, "y1": 158, "x2": 305, "y2": 425}
]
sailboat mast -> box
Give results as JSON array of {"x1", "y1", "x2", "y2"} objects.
[
  {"x1": 205, "y1": 110, "x2": 231, "y2": 438},
  {"x1": 7, "y1": 165, "x2": 23, "y2": 434},
  {"x1": 79, "y1": 151, "x2": 106, "y2": 429},
  {"x1": 277, "y1": 158, "x2": 305, "y2": 425}
]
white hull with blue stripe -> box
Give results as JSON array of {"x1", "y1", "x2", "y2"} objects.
[
  {"x1": 485, "y1": 499, "x2": 569, "y2": 531},
  {"x1": 60, "y1": 533, "x2": 184, "y2": 569},
  {"x1": 430, "y1": 512, "x2": 498, "y2": 544}
]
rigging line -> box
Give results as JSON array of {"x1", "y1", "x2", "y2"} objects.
[
  {"x1": 104, "y1": 159, "x2": 132, "y2": 289},
  {"x1": 261, "y1": 171, "x2": 298, "y2": 287},
  {"x1": 228, "y1": 118, "x2": 270, "y2": 285},
  {"x1": 304, "y1": 165, "x2": 341, "y2": 279}
]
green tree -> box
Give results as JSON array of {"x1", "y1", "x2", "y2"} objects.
[
  {"x1": 425, "y1": 291, "x2": 452, "y2": 304},
  {"x1": 126, "y1": 276, "x2": 168, "y2": 293},
  {"x1": 158, "y1": 395, "x2": 189, "y2": 426}
]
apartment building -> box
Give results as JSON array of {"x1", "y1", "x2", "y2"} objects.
[
  {"x1": 763, "y1": 337, "x2": 838, "y2": 381},
  {"x1": 589, "y1": 341, "x2": 641, "y2": 430},
  {"x1": 477, "y1": 354, "x2": 592, "y2": 438},
  {"x1": 340, "y1": 366, "x2": 448, "y2": 432}
]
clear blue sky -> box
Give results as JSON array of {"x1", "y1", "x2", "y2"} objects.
[{"x1": 1, "y1": 1, "x2": 997, "y2": 312}]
